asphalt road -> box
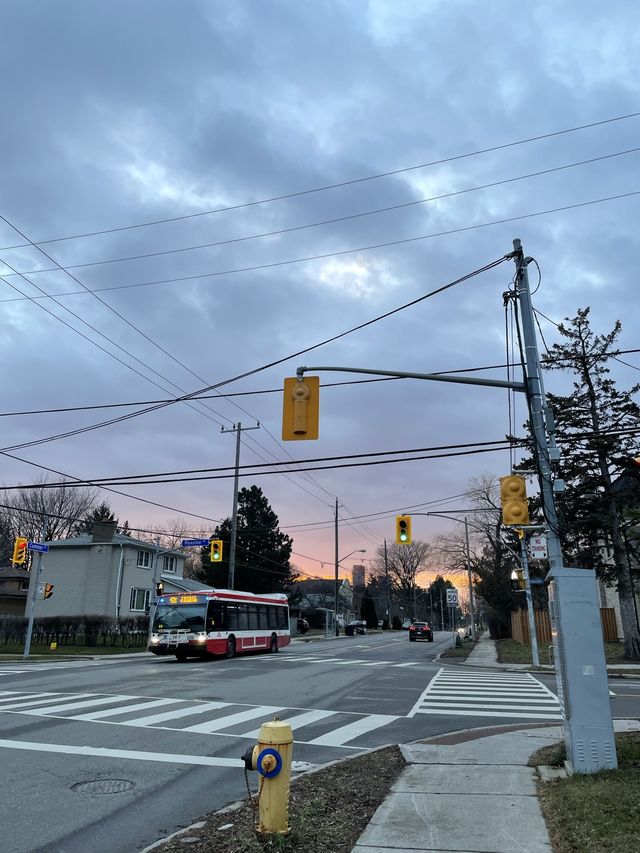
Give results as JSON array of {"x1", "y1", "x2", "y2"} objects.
[{"x1": 0, "y1": 631, "x2": 638, "y2": 852}]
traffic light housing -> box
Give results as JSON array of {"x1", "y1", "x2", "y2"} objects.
[
  {"x1": 396, "y1": 515, "x2": 412, "y2": 545},
  {"x1": 43, "y1": 583, "x2": 54, "y2": 599},
  {"x1": 210, "y1": 539, "x2": 223, "y2": 563},
  {"x1": 500, "y1": 475, "x2": 530, "y2": 526},
  {"x1": 155, "y1": 581, "x2": 164, "y2": 596},
  {"x1": 282, "y1": 377, "x2": 320, "y2": 440},
  {"x1": 12, "y1": 537, "x2": 28, "y2": 565}
]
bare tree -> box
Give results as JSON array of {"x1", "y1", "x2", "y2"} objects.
[
  {"x1": 136, "y1": 518, "x2": 211, "y2": 579},
  {"x1": 0, "y1": 478, "x2": 99, "y2": 559},
  {"x1": 371, "y1": 541, "x2": 431, "y2": 617}
]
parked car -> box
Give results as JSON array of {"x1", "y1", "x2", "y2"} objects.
[
  {"x1": 296, "y1": 618, "x2": 309, "y2": 634},
  {"x1": 408, "y1": 621, "x2": 434, "y2": 642},
  {"x1": 345, "y1": 620, "x2": 367, "y2": 636}
]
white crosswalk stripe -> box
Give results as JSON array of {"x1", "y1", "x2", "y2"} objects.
[
  {"x1": 264, "y1": 656, "x2": 422, "y2": 669},
  {"x1": 0, "y1": 690, "x2": 397, "y2": 748},
  {"x1": 409, "y1": 668, "x2": 563, "y2": 720}
]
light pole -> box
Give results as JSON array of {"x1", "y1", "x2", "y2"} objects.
[{"x1": 335, "y1": 549, "x2": 366, "y2": 635}]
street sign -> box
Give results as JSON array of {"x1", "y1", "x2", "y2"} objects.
[
  {"x1": 181, "y1": 539, "x2": 210, "y2": 547},
  {"x1": 28, "y1": 542, "x2": 49, "y2": 553},
  {"x1": 529, "y1": 535, "x2": 548, "y2": 560},
  {"x1": 446, "y1": 589, "x2": 458, "y2": 606}
]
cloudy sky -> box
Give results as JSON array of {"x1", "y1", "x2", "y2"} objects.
[{"x1": 0, "y1": 0, "x2": 638, "y2": 589}]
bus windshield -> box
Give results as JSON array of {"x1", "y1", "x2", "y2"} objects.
[{"x1": 153, "y1": 604, "x2": 206, "y2": 632}]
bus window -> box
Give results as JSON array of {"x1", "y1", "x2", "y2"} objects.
[
  {"x1": 206, "y1": 603, "x2": 223, "y2": 632},
  {"x1": 266, "y1": 606, "x2": 278, "y2": 629},
  {"x1": 248, "y1": 605, "x2": 259, "y2": 630},
  {"x1": 237, "y1": 605, "x2": 249, "y2": 631},
  {"x1": 276, "y1": 607, "x2": 287, "y2": 628},
  {"x1": 225, "y1": 604, "x2": 239, "y2": 630}
]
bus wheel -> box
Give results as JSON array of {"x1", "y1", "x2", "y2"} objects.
[
  {"x1": 175, "y1": 649, "x2": 187, "y2": 662},
  {"x1": 226, "y1": 637, "x2": 236, "y2": 659},
  {"x1": 270, "y1": 634, "x2": 279, "y2": 653}
]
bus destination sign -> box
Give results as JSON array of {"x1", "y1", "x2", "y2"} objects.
[{"x1": 159, "y1": 594, "x2": 205, "y2": 606}]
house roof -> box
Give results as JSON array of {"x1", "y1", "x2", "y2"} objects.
[
  {"x1": 0, "y1": 565, "x2": 30, "y2": 581},
  {"x1": 46, "y1": 534, "x2": 185, "y2": 557},
  {"x1": 161, "y1": 575, "x2": 215, "y2": 592}
]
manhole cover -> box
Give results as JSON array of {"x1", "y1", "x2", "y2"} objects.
[{"x1": 72, "y1": 779, "x2": 135, "y2": 795}]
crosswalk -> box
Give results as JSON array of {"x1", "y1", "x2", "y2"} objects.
[
  {"x1": 258, "y1": 655, "x2": 425, "y2": 669},
  {"x1": 409, "y1": 668, "x2": 563, "y2": 720},
  {"x1": 0, "y1": 690, "x2": 397, "y2": 749}
]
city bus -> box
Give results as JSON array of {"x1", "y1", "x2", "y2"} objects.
[{"x1": 148, "y1": 588, "x2": 291, "y2": 661}]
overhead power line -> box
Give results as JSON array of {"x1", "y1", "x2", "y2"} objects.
[
  {"x1": 1, "y1": 189, "x2": 638, "y2": 306},
  {"x1": 7, "y1": 146, "x2": 639, "y2": 277},
  {"x1": 0, "y1": 256, "x2": 507, "y2": 453},
  {"x1": 1, "y1": 110, "x2": 638, "y2": 250}
]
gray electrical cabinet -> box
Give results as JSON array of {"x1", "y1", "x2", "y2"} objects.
[{"x1": 547, "y1": 566, "x2": 617, "y2": 773}]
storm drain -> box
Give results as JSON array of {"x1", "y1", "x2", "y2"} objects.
[{"x1": 71, "y1": 779, "x2": 135, "y2": 795}]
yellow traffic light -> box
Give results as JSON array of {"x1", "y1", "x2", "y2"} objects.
[
  {"x1": 396, "y1": 515, "x2": 412, "y2": 545},
  {"x1": 210, "y1": 539, "x2": 223, "y2": 562},
  {"x1": 500, "y1": 475, "x2": 529, "y2": 526},
  {"x1": 12, "y1": 537, "x2": 28, "y2": 565},
  {"x1": 282, "y1": 377, "x2": 319, "y2": 441}
]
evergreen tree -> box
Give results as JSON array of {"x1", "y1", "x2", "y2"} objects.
[
  {"x1": 539, "y1": 309, "x2": 640, "y2": 658},
  {"x1": 73, "y1": 501, "x2": 117, "y2": 536},
  {"x1": 360, "y1": 588, "x2": 378, "y2": 629},
  {"x1": 198, "y1": 486, "x2": 295, "y2": 594}
]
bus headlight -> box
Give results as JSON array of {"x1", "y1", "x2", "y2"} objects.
[
  {"x1": 150, "y1": 636, "x2": 159, "y2": 645},
  {"x1": 197, "y1": 633, "x2": 207, "y2": 643}
]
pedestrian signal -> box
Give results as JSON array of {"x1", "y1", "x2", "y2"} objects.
[
  {"x1": 43, "y1": 583, "x2": 54, "y2": 599},
  {"x1": 12, "y1": 537, "x2": 28, "y2": 564},
  {"x1": 155, "y1": 581, "x2": 164, "y2": 596},
  {"x1": 510, "y1": 570, "x2": 525, "y2": 591},
  {"x1": 282, "y1": 377, "x2": 320, "y2": 440},
  {"x1": 500, "y1": 475, "x2": 529, "y2": 526},
  {"x1": 210, "y1": 539, "x2": 223, "y2": 562},
  {"x1": 395, "y1": 515, "x2": 412, "y2": 545}
]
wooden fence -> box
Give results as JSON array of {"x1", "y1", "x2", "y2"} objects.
[{"x1": 511, "y1": 607, "x2": 618, "y2": 645}]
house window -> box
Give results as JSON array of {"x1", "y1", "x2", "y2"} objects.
[
  {"x1": 20, "y1": 581, "x2": 29, "y2": 591},
  {"x1": 162, "y1": 555, "x2": 176, "y2": 574},
  {"x1": 137, "y1": 549, "x2": 153, "y2": 568},
  {"x1": 130, "y1": 588, "x2": 150, "y2": 612}
]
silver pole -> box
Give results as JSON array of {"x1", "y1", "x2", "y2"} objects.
[
  {"x1": 464, "y1": 517, "x2": 477, "y2": 641},
  {"x1": 334, "y1": 498, "x2": 340, "y2": 636},
  {"x1": 23, "y1": 520, "x2": 47, "y2": 658},
  {"x1": 519, "y1": 535, "x2": 540, "y2": 667}
]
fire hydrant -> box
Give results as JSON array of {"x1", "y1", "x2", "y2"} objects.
[{"x1": 242, "y1": 718, "x2": 293, "y2": 834}]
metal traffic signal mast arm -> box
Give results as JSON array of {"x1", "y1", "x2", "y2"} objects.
[{"x1": 295, "y1": 365, "x2": 525, "y2": 392}]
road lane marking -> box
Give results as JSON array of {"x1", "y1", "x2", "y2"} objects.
[
  {"x1": 241, "y1": 709, "x2": 335, "y2": 738},
  {"x1": 0, "y1": 739, "x2": 241, "y2": 766},
  {"x1": 182, "y1": 706, "x2": 284, "y2": 734},
  {"x1": 72, "y1": 698, "x2": 187, "y2": 721},
  {"x1": 17, "y1": 695, "x2": 134, "y2": 715},
  {"x1": 125, "y1": 702, "x2": 230, "y2": 727},
  {"x1": 308, "y1": 713, "x2": 398, "y2": 746}
]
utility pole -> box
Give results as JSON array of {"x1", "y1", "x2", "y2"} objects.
[
  {"x1": 464, "y1": 517, "x2": 477, "y2": 641},
  {"x1": 440, "y1": 593, "x2": 445, "y2": 632},
  {"x1": 23, "y1": 518, "x2": 47, "y2": 658},
  {"x1": 334, "y1": 498, "x2": 340, "y2": 636},
  {"x1": 221, "y1": 422, "x2": 260, "y2": 589},
  {"x1": 384, "y1": 538, "x2": 391, "y2": 630}
]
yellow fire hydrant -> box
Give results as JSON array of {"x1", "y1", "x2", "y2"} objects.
[{"x1": 242, "y1": 718, "x2": 293, "y2": 834}]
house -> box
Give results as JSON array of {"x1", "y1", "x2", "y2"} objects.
[
  {"x1": 0, "y1": 565, "x2": 30, "y2": 615},
  {"x1": 31, "y1": 521, "x2": 187, "y2": 620},
  {"x1": 295, "y1": 578, "x2": 354, "y2": 625}
]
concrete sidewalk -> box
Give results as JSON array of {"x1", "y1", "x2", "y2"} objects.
[{"x1": 351, "y1": 719, "x2": 640, "y2": 853}]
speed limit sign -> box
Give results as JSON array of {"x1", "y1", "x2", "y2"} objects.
[{"x1": 446, "y1": 589, "x2": 458, "y2": 606}]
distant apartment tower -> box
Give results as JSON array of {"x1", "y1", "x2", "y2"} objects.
[{"x1": 352, "y1": 564, "x2": 366, "y2": 587}]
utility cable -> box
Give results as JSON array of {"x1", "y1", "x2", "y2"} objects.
[
  {"x1": 2, "y1": 109, "x2": 638, "y2": 250},
  {"x1": 0, "y1": 256, "x2": 508, "y2": 452},
  {"x1": 1, "y1": 189, "x2": 639, "y2": 305},
  {"x1": 8, "y1": 146, "x2": 640, "y2": 277}
]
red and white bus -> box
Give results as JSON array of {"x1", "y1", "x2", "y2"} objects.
[{"x1": 148, "y1": 588, "x2": 290, "y2": 660}]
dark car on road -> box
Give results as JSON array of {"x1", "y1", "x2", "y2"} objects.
[{"x1": 408, "y1": 621, "x2": 434, "y2": 642}]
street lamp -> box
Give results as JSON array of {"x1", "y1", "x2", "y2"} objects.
[{"x1": 335, "y1": 549, "x2": 366, "y2": 636}]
